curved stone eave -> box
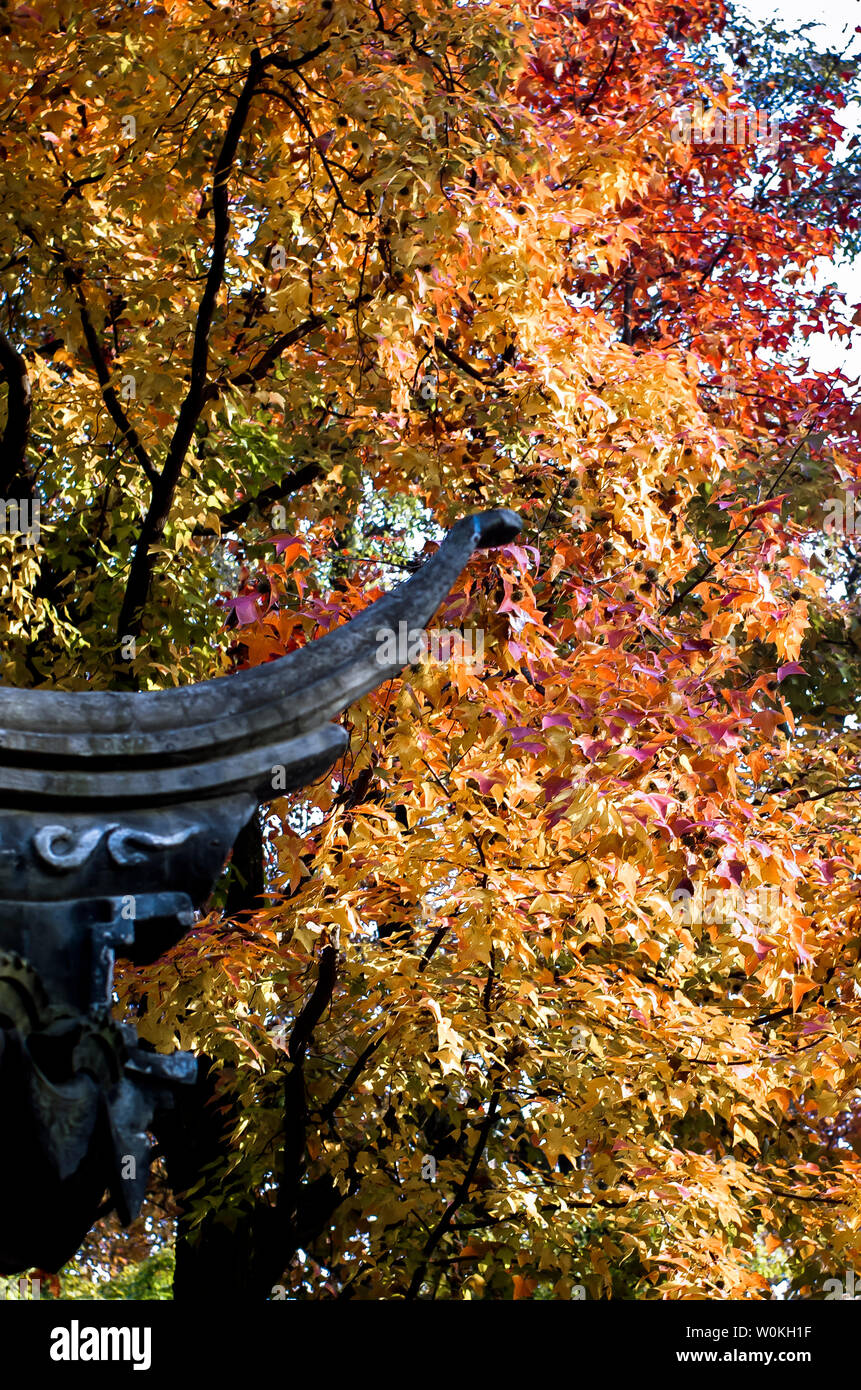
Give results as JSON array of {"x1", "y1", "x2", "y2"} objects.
[
  {"x1": 0, "y1": 508, "x2": 521, "y2": 798},
  {"x1": 0, "y1": 723, "x2": 349, "y2": 808}
]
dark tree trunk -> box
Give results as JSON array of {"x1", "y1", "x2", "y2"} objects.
[
  {"x1": 224, "y1": 809, "x2": 265, "y2": 915},
  {"x1": 155, "y1": 1057, "x2": 266, "y2": 1298},
  {"x1": 161, "y1": 810, "x2": 267, "y2": 1300},
  {"x1": 157, "y1": 800, "x2": 365, "y2": 1299}
]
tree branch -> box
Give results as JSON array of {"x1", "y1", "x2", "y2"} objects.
[
  {"x1": 260, "y1": 41, "x2": 332, "y2": 75},
  {"x1": 229, "y1": 314, "x2": 325, "y2": 389},
  {"x1": 578, "y1": 32, "x2": 619, "y2": 115},
  {"x1": 406, "y1": 1090, "x2": 500, "y2": 1298},
  {"x1": 115, "y1": 31, "x2": 347, "y2": 641},
  {"x1": 280, "y1": 943, "x2": 338, "y2": 1231},
  {"x1": 205, "y1": 460, "x2": 324, "y2": 535},
  {"x1": 320, "y1": 1034, "x2": 384, "y2": 1124},
  {"x1": 117, "y1": 53, "x2": 269, "y2": 640},
  {"x1": 620, "y1": 264, "x2": 634, "y2": 345},
  {"x1": 433, "y1": 334, "x2": 503, "y2": 387},
  {"x1": 664, "y1": 399, "x2": 837, "y2": 616},
  {"x1": 67, "y1": 273, "x2": 159, "y2": 486}
]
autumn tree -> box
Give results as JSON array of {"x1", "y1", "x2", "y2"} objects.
[{"x1": 2, "y1": 0, "x2": 861, "y2": 1299}]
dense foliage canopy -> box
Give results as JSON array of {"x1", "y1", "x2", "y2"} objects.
[{"x1": 1, "y1": 0, "x2": 861, "y2": 1299}]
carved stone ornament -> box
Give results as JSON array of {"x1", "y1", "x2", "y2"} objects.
[{"x1": 0, "y1": 509, "x2": 520, "y2": 1272}]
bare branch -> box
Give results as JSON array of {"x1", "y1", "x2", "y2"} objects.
[
  {"x1": 578, "y1": 32, "x2": 620, "y2": 115},
  {"x1": 229, "y1": 315, "x2": 325, "y2": 389},
  {"x1": 320, "y1": 1034, "x2": 384, "y2": 1124},
  {"x1": 67, "y1": 272, "x2": 159, "y2": 487},
  {"x1": 117, "y1": 44, "x2": 332, "y2": 640},
  {"x1": 116, "y1": 54, "x2": 269, "y2": 639},
  {"x1": 433, "y1": 334, "x2": 503, "y2": 387},
  {"x1": 260, "y1": 41, "x2": 332, "y2": 75},
  {"x1": 279, "y1": 944, "x2": 338, "y2": 1245},
  {"x1": 406, "y1": 1090, "x2": 500, "y2": 1298}
]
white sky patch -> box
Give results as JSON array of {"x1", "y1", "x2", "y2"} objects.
[{"x1": 734, "y1": 0, "x2": 861, "y2": 383}]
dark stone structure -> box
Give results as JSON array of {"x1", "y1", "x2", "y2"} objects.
[{"x1": 0, "y1": 509, "x2": 520, "y2": 1273}]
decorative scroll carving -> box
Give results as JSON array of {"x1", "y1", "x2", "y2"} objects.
[
  {"x1": 106, "y1": 825, "x2": 198, "y2": 866},
  {"x1": 33, "y1": 822, "x2": 198, "y2": 871},
  {"x1": 33, "y1": 825, "x2": 108, "y2": 871}
]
